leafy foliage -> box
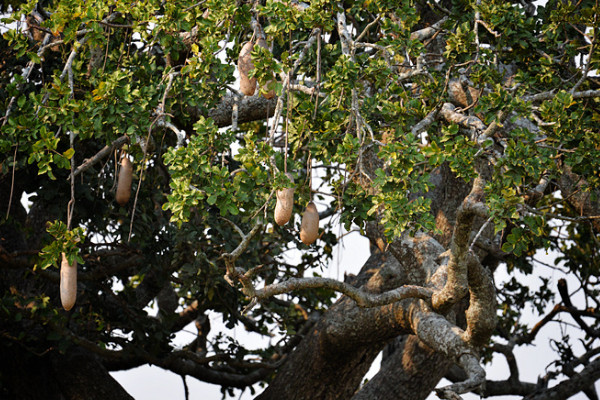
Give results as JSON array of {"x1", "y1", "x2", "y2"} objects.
[{"x1": 1, "y1": 0, "x2": 600, "y2": 398}]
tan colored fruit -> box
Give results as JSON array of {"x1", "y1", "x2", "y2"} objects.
[
  {"x1": 257, "y1": 38, "x2": 276, "y2": 99},
  {"x1": 116, "y1": 155, "x2": 133, "y2": 206},
  {"x1": 60, "y1": 253, "x2": 77, "y2": 311},
  {"x1": 300, "y1": 201, "x2": 319, "y2": 245},
  {"x1": 274, "y1": 173, "x2": 294, "y2": 226},
  {"x1": 238, "y1": 41, "x2": 257, "y2": 96}
]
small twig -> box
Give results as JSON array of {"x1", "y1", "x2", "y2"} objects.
[
  {"x1": 268, "y1": 29, "x2": 321, "y2": 145},
  {"x1": 184, "y1": 0, "x2": 207, "y2": 11},
  {"x1": 2, "y1": 34, "x2": 52, "y2": 126},
  {"x1": 219, "y1": 217, "x2": 245, "y2": 238},
  {"x1": 37, "y1": 36, "x2": 89, "y2": 116},
  {"x1": 354, "y1": 15, "x2": 381, "y2": 45},
  {"x1": 181, "y1": 375, "x2": 189, "y2": 400},
  {"x1": 250, "y1": 189, "x2": 274, "y2": 220},
  {"x1": 469, "y1": 216, "x2": 493, "y2": 253},
  {"x1": 473, "y1": 1, "x2": 482, "y2": 63},
  {"x1": 519, "y1": 203, "x2": 600, "y2": 223},
  {"x1": 312, "y1": 31, "x2": 322, "y2": 120},
  {"x1": 571, "y1": 15, "x2": 596, "y2": 94},
  {"x1": 475, "y1": 19, "x2": 501, "y2": 38},
  {"x1": 5, "y1": 144, "x2": 18, "y2": 220}
]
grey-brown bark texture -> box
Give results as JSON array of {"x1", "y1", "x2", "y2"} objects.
[
  {"x1": 256, "y1": 160, "x2": 496, "y2": 400},
  {"x1": 2, "y1": 0, "x2": 600, "y2": 399}
]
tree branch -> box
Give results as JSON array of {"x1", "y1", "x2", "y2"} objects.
[
  {"x1": 523, "y1": 89, "x2": 600, "y2": 103},
  {"x1": 411, "y1": 310, "x2": 486, "y2": 399},
  {"x1": 252, "y1": 277, "x2": 433, "y2": 308},
  {"x1": 432, "y1": 176, "x2": 487, "y2": 313},
  {"x1": 558, "y1": 278, "x2": 599, "y2": 338},
  {"x1": 72, "y1": 136, "x2": 129, "y2": 178},
  {"x1": 525, "y1": 357, "x2": 600, "y2": 400},
  {"x1": 410, "y1": 17, "x2": 448, "y2": 41},
  {"x1": 439, "y1": 103, "x2": 486, "y2": 132},
  {"x1": 462, "y1": 254, "x2": 496, "y2": 347}
]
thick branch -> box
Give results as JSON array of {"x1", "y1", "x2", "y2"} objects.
[
  {"x1": 446, "y1": 365, "x2": 537, "y2": 397},
  {"x1": 72, "y1": 136, "x2": 129, "y2": 178},
  {"x1": 411, "y1": 310, "x2": 486, "y2": 398},
  {"x1": 201, "y1": 95, "x2": 277, "y2": 128},
  {"x1": 525, "y1": 357, "x2": 600, "y2": 400},
  {"x1": 253, "y1": 277, "x2": 433, "y2": 308},
  {"x1": 462, "y1": 255, "x2": 497, "y2": 347},
  {"x1": 558, "y1": 278, "x2": 599, "y2": 338},
  {"x1": 439, "y1": 103, "x2": 486, "y2": 132},
  {"x1": 523, "y1": 89, "x2": 600, "y2": 103},
  {"x1": 410, "y1": 17, "x2": 448, "y2": 41},
  {"x1": 432, "y1": 176, "x2": 487, "y2": 313}
]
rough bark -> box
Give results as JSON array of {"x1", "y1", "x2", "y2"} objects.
[
  {"x1": 352, "y1": 335, "x2": 452, "y2": 400},
  {"x1": 256, "y1": 251, "x2": 401, "y2": 400}
]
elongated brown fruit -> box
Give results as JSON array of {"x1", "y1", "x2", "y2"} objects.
[
  {"x1": 60, "y1": 253, "x2": 77, "y2": 311},
  {"x1": 274, "y1": 173, "x2": 294, "y2": 226},
  {"x1": 238, "y1": 41, "x2": 257, "y2": 96},
  {"x1": 300, "y1": 201, "x2": 319, "y2": 245},
  {"x1": 257, "y1": 38, "x2": 275, "y2": 99},
  {"x1": 116, "y1": 155, "x2": 133, "y2": 206}
]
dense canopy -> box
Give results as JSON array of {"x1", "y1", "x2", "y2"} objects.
[{"x1": 1, "y1": 0, "x2": 600, "y2": 399}]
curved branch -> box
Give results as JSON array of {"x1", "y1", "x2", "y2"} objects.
[
  {"x1": 411, "y1": 310, "x2": 486, "y2": 398},
  {"x1": 72, "y1": 136, "x2": 129, "y2": 178},
  {"x1": 253, "y1": 277, "x2": 433, "y2": 308},
  {"x1": 526, "y1": 357, "x2": 600, "y2": 400},
  {"x1": 439, "y1": 103, "x2": 486, "y2": 132},
  {"x1": 558, "y1": 278, "x2": 600, "y2": 338},
  {"x1": 432, "y1": 176, "x2": 487, "y2": 313},
  {"x1": 462, "y1": 255, "x2": 497, "y2": 347}
]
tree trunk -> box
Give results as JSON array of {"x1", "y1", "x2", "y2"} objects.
[{"x1": 0, "y1": 344, "x2": 134, "y2": 400}]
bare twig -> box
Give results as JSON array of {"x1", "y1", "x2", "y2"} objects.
[
  {"x1": 221, "y1": 223, "x2": 264, "y2": 287},
  {"x1": 571, "y1": 12, "x2": 597, "y2": 94},
  {"x1": 5, "y1": 144, "x2": 18, "y2": 220},
  {"x1": 354, "y1": 15, "x2": 381, "y2": 45},
  {"x1": 268, "y1": 29, "x2": 320, "y2": 145},
  {"x1": 2, "y1": 34, "x2": 52, "y2": 126}
]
